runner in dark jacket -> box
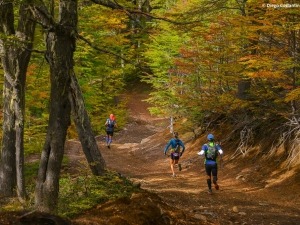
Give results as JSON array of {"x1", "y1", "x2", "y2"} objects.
[
  {"x1": 105, "y1": 114, "x2": 117, "y2": 148},
  {"x1": 198, "y1": 133, "x2": 223, "y2": 194}
]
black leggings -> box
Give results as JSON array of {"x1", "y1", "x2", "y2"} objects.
[
  {"x1": 106, "y1": 131, "x2": 114, "y2": 136},
  {"x1": 205, "y1": 163, "x2": 218, "y2": 190},
  {"x1": 205, "y1": 163, "x2": 218, "y2": 177}
]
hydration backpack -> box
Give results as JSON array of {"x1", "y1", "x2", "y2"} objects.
[
  {"x1": 205, "y1": 143, "x2": 218, "y2": 161},
  {"x1": 174, "y1": 138, "x2": 181, "y2": 153},
  {"x1": 106, "y1": 119, "x2": 115, "y2": 128}
]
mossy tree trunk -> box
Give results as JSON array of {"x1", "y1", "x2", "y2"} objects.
[
  {"x1": 0, "y1": 0, "x2": 36, "y2": 200},
  {"x1": 33, "y1": 0, "x2": 76, "y2": 212}
]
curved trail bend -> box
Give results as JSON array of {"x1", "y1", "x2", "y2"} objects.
[{"x1": 72, "y1": 90, "x2": 300, "y2": 225}]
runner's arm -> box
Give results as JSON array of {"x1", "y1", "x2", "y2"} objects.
[
  {"x1": 216, "y1": 144, "x2": 223, "y2": 155},
  {"x1": 180, "y1": 140, "x2": 185, "y2": 155},
  {"x1": 219, "y1": 149, "x2": 224, "y2": 168},
  {"x1": 197, "y1": 150, "x2": 205, "y2": 156},
  {"x1": 197, "y1": 144, "x2": 207, "y2": 156},
  {"x1": 164, "y1": 141, "x2": 172, "y2": 155}
]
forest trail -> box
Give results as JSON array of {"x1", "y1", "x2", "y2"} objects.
[{"x1": 72, "y1": 89, "x2": 300, "y2": 225}]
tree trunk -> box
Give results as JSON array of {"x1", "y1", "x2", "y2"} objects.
[
  {"x1": 0, "y1": 0, "x2": 35, "y2": 199},
  {"x1": 34, "y1": 0, "x2": 77, "y2": 212},
  {"x1": 0, "y1": 67, "x2": 16, "y2": 196},
  {"x1": 34, "y1": 31, "x2": 72, "y2": 212},
  {"x1": 69, "y1": 73, "x2": 106, "y2": 175},
  {"x1": 0, "y1": 0, "x2": 17, "y2": 198},
  {"x1": 15, "y1": 1, "x2": 36, "y2": 200}
]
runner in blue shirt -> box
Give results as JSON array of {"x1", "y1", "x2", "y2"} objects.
[{"x1": 164, "y1": 132, "x2": 185, "y2": 177}]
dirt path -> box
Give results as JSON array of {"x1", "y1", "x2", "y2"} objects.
[{"x1": 73, "y1": 90, "x2": 300, "y2": 225}]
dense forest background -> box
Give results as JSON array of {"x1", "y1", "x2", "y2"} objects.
[{"x1": 0, "y1": 0, "x2": 299, "y2": 219}]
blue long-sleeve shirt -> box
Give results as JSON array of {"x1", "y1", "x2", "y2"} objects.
[
  {"x1": 164, "y1": 138, "x2": 185, "y2": 155},
  {"x1": 197, "y1": 142, "x2": 223, "y2": 165}
]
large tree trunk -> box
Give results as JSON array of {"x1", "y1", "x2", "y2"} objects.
[
  {"x1": 69, "y1": 73, "x2": 106, "y2": 175},
  {"x1": 0, "y1": 59, "x2": 16, "y2": 197},
  {"x1": 34, "y1": 0, "x2": 77, "y2": 212},
  {"x1": 0, "y1": 0, "x2": 17, "y2": 198},
  {"x1": 0, "y1": 0, "x2": 35, "y2": 199},
  {"x1": 34, "y1": 31, "x2": 72, "y2": 211}
]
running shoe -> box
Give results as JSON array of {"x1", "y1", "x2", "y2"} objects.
[{"x1": 215, "y1": 184, "x2": 219, "y2": 190}]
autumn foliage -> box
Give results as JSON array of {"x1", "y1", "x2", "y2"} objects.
[{"x1": 143, "y1": 0, "x2": 300, "y2": 166}]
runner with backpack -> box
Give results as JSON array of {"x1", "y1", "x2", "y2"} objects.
[
  {"x1": 197, "y1": 133, "x2": 224, "y2": 194},
  {"x1": 105, "y1": 114, "x2": 117, "y2": 148},
  {"x1": 164, "y1": 132, "x2": 185, "y2": 177}
]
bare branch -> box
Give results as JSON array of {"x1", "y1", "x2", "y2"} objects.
[
  {"x1": 267, "y1": 115, "x2": 300, "y2": 168},
  {"x1": 76, "y1": 33, "x2": 129, "y2": 62},
  {"x1": 89, "y1": 0, "x2": 123, "y2": 9},
  {"x1": 122, "y1": 9, "x2": 201, "y2": 25},
  {"x1": 230, "y1": 126, "x2": 254, "y2": 160},
  {"x1": 29, "y1": 4, "x2": 56, "y2": 30},
  {"x1": 24, "y1": 47, "x2": 45, "y2": 54},
  {"x1": 90, "y1": 0, "x2": 204, "y2": 25}
]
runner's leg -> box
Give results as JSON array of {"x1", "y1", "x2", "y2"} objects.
[
  {"x1": 170, "y1": 157, "x2": 176, "y2": 176},
  {"x1": 108, "y1": 135, "x2": 112, "y2": 145},
  {"x1": 212, "y1": 165, "x2": 219, "y2": 190},
  {"x1": 205, "y1": 164, "x2": 212, "y2": 193},
  {"x1": 107, "y1": 131, "x2": 114, "y2": 148},
  {"x1": 178, "y1": 160, "x2": 182, "y2": 171},
  {"x1": 106, "y1": 132, "x2": 110, "y2": 146}
]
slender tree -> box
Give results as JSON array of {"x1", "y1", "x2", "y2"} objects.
[
  {"x1": 69, "y1": 72, "x2": 106, "y2": 175},
  {"x1": 0, "y1": 0, "x2": 36, "y2": 199}
]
